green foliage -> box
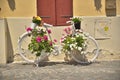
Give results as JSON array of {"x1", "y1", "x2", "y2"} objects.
[
  {"x1": 61, "y1": 33, "x2": 87, "y2": 53},
  {"x1": 32, "y1": 16, "x2": 42, "y2": 26},
  {"x1": 71, "y1": 17, "x2": 82, "y2": 23},
  {"x1": 28, "y1": 28, "x2": 54, "y2": 56}
]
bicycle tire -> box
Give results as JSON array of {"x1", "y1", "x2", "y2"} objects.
[
  {"x1": 18, "y1": 32, "x2": 50, "y2": 63},
  {"x1": 70, "y1": 33, "x2": 100, "y2": 64}
]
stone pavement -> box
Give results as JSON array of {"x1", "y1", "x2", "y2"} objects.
[{"x1": 0, "y1": 60, "x2": 120, "y2": 80}]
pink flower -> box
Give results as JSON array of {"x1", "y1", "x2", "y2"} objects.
[
  {"x1": 49, "y1": 41, "x2": 53, "y2": 46},
  {"x1": 68, "y1": 27, "x2": 71, "y2": 32},
  {"x1": 36, "y1": 36, "x2": 42, "y2": 43},
  {"x1": 54, "y1": 39, "x2": 57, "y2": 43},
  {"x1": 26, "y1": 27, "x2": 32, "y2": 32},
  {"x1": 47, "y1": 29, "x2": 51, "y2": 34},
  {"x1": 62, "y1": 34, "x2": 65, "y2": 36},
  {"x1": 64, "y1": 28, "x2": 67, "y2": 33},
  {"x1": 60, "y1": 37, "x2": 64, "y2": 43},
  {"x1": 64, "y1": 27, "x2": 71, "y2": 35},
  {"x1": 43, "y1": 35, "x2": 48, "y2": 41}
]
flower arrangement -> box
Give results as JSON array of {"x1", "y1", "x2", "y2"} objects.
[
  {"x1": 32, "y1": 16, "x2": 42, "y2": 26},
  {"x1": 26, "y1": 16, "x2": 57, "y2": 57},
  {"x1": 27, "y1": 27, "x2": 57, "y2": 56},
  {"x1": 71, "y1": 17, "x2": 82, "y2": 29},
  {"x1": 71, "y1": 17, "x2": 82, "y2": 23},
  {"x1": 61, "y1": 27, "x2": 87, "y2": 54}
]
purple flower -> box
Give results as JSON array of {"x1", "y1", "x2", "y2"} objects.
[{"x1": 36, "y1": 36, "x2": 42, "y2": 43}]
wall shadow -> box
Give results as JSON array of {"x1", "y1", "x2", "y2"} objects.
[
  {"x1": 7, "y1": 0, "x2": 16, "y2": 11},
  {"x1": 5, "y1": 18, "x2": 14, "y2": 63},
  {"x1": 105, "y1": 0, "x2": 116, "y2": 16},
  {"x1": 94, "y1": 0, "x2": 102, "y2": 12}
]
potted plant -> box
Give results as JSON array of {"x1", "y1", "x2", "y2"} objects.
[
  {"x1": 32, "y1": 16, "x2": 42, "y2": 26},
  {"x1": 26, "y1": 16, "x2": 57, "y2": 62},
  {"x1": 71, "y1": 17, "x2": 82, "y2": 29},
  {"x1": 60, "y1": 27, "x2": 88, "y2": 63}
]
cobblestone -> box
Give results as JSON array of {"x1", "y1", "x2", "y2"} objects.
[{"x1": 0, "y1": 60, "x2": 120, "y2": 80}]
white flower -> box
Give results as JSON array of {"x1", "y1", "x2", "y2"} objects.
[
  {"x1": 70, "y1": 44, "x2": 73, "y2": 48},
  {"x1": 78, "y1": 47, "x2": 82, "y2": 51},
  {"x1": 79, "y1": 33, "x2": 84, "y2": 37},
  {"x1": 70, "y1": 44, "x2": 75, "y2": 50},
  {"x1": 71, "y1": 47, "x2": 73, "y2": 50},
  {"x1": 75, "y1": 33, "x2": 79, "y2": 37},
  {"x1": 75, "y1": 42, "x2": 77, "y2": 45},
  {"x1": 71, "y1": 37, "x2": 75, "y2": 40},
  {"x1": 83, "y1": 36, "x2": 87, "y2": 40},
  {"x1": 67, "y1": 41, "x2": 69, "y2": 43},
  {"x1": 75, "y1": 47, "x2": 78, "y2": 49},
  {"x1": 73, "y1": 44, "x2": 76, "y2": 47},
  {"x1": 81, "y1": 51, "x2": 84, "y2": 54},
  {"x1": 67, "y1": 51, "x2": 71, "y2": 54}
]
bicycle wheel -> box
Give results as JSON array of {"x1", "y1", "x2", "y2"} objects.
[
  {"x1": 18, "y1": 32, "x2": 50, "y2": 63},
  {"x1": 71, "y1": 33, "x2": 99, "y2": 64}
]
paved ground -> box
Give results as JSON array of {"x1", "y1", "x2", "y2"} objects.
[{"x1": 0, "y1": 60, "x2": 120, "y2": 80}]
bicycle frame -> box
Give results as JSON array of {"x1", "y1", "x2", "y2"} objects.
[{"x1": 18, "y1": 20, "x2": 100, "y2": 66}]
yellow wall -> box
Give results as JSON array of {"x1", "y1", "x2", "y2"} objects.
[
  {"x1": 0, "y1": 0, "x2": 36, "y2": 17},
  {"x1": 0, "y1": 0, "x2": 120, "y2": 63},
  {"x1": 117, "y1": 0, "x2": 120, "y2": 15},
  {"x1": 73, "y1": 0, "x2": 120, "y2": 16},
  {"x1": 0, "y1": 0, "x2": 120, "y2": 17}
]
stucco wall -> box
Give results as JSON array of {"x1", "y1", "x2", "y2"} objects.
[
  {"x1": 80, "y1": 17, "x2": 120, "y2": 53},
  {"x1": 73, "y1": 0, "x2": 120, "y2": 16},
  {"x1": 0, "y1": 17, "x2": 119, "y2": 63},
  {"x1": 0, "y1": 0, "x2": 120, "y2": 63},
  {"x1": 0, "y1": 0, "x2": 36, "y2": 17},
  {"x1": 0, "y1": 0, "x2": 120, "y2": 17},
  {"x1": 0, "y1": 19, "x2": 7, "y2": 63},
  {"x1": 117, "y1": 0, "x2": 120, "y2": 15}
]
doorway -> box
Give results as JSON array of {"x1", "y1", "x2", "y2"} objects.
[{"x1": 37, "y1": 0, "x2": 73, "y2": 26}]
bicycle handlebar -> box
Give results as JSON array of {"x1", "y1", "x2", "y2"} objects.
[
  {"x1": 30, "y1": 22, "x2": 53, "y2": 29},
  {"x1": 43, "y1": 23, "x2": 53, "y2": 27},
  {"x1": 66, "y1": 21, "x2": 74, "y2": 24}
]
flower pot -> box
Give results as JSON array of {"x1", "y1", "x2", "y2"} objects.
[
  {"x1": 64, "y1": 49, "x2": 88, "y2": 63},
  {"x1": 74, "y1": 22, "x2": 81, "y2": 29},
  {"x1": 34, "y1": 50, "x2": 50, "y2": 64},
  {"x1": 31, "y1": 23, "x2": 37, "y2": 29}
]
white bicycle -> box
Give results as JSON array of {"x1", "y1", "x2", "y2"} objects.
[{"x1": 18, "y1": 20, "x2": 100, "y2": 66}]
